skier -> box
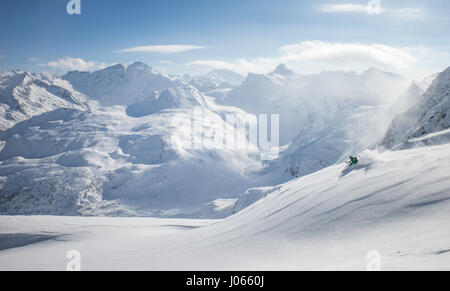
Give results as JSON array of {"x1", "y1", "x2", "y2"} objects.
[{"x1": 347, "y1": 156, "x2": 358, "y2": 166}]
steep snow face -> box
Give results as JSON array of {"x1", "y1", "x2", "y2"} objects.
[
  {"x1": 0, "y1": 71, "x2": 89, "y2": 130},
  {"x1": 223, "y1": 66, "x2": 409, "y2": 145},
  {"x1": 0, "y1": 87, "x2": 263, "y2": 217},
  {"x1": 62, "y1": 62, "x2": 185, "y2": 106},
  {"x1": 383, "y1": 67, "x2": 450, "y2": 149}
]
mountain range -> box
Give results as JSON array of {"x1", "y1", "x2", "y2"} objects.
[{"x1": 0, "y1": 62, "x2": 449, "y2": 219}]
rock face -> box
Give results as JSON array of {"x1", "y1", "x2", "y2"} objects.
[
  {"x1": 383, "y1": 67, "x2": 450, "y2": 149},
  {"x1": 62, "y1": 62, "x2": 185, "y2": 106},
  {"x1": 0, "y1": 70, "x2": 88, "y2": 130}
]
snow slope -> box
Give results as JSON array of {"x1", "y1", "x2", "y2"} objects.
[
  {"x1": 383, "y1": 67, "x2": 450, "y2": 149},
  {"x1": 62, "y1": 62, "x2": 185, "y2": 106},
  {"x1": 0, "y1": 70, "x2": 89, "y2": 130},
  {"x1": 0, "y1": 86, "x2": 263, "y2": 217},
  {"x1": 1, "y1": 143, "x2": 449, "y2": 270}
]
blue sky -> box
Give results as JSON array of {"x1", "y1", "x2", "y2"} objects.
[{"x1": 0, "y1": 0, "x2": 449, "y2": 80}]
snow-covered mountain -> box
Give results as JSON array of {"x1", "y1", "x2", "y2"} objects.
[
  {"x1": 383, "y1": 67, "x2": 450, "y2": 149},
  {"x1": 272, "y1": 64, "x2": 295, "y2": 77},
  {"x1": 126, "y1": 86, "x2": 208, "y2": 117},
  {"x1": 0, "y1": 85, "x2": 263, "y2": 217},
  {"x1": 0, "y1": 63, "x2": 447, "y2": 221},
  {"x1": 220, "y1": 65, "x2": 411, "y2": 180},
  {"x1": 62, "y1": 62, "x2": 185, "y2": 106},
  {"x1": 188, "y1": 69, "x2": 245, "y2": 100},
  {"x1": 0, "y1": 70, "x2": 89, "y2": 130},
  {"x1": 223, "y1": 65, "x2": 409, "y2": 145}
]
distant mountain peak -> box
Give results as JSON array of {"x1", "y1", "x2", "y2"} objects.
[
  {"x1": 129, "y1": 61, "x2": 149, "y2": 68},
  {"x1": 104, "y1": 63, "x2": 127, "y2": 71},
  {"x1": 127, "y1": 61, "x2": 153, "y2": 74},
  {"x1": 272, "y1": 64, "x2": 295, "y2": 77},
  {"x1": 62, "y1": 62, "x2": 185, "y2": 106}
]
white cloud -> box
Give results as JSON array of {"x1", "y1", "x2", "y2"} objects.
[
  {"x1": 115, "y1": 45, "x2": 206, "y2": 54},
  {"x1": 385, "y1": 8, "x2": 423, "y2": 18},
  {"x1": 318, "y1": 4, "x2": 367, "y2": 14},
  {"x1": 41, "y1": 57, "x2": 107, "y2": 72},
  {"x1": 317, "y1": 3, "x2": 423, "y2": 18},
  {"x1": 185, "y1": 41, "x2": 449, "y2": 80},
  {"x1": 277, "y1": 41, "x2": 416, "y2": 70},
  {"x1": 186, "y1": 58, "x2": 276, "y2": 75},
  {"x1": 28, "y1": 57, "x2": 40, "y2": 62},
  {"x1": 158, "y1": 60, "x2": 173, "y2": 64}
]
